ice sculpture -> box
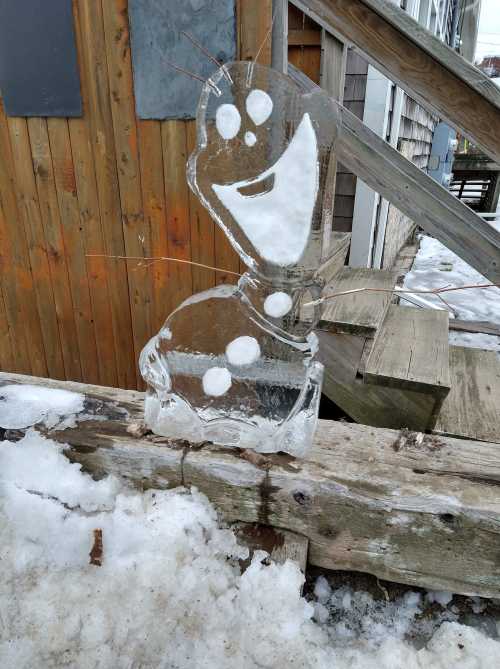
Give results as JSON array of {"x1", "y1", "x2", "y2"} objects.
[{"x1": 140, "y1": 61, "x2": 341, "y2": 457}]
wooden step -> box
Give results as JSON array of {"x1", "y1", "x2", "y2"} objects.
[
  {"x1": 317, "y1": 330, "x2": 445, "y2": 431},
  {"x1": 319, "y1": 267, "x2": 399, "y2": 335},
  {"x1": 364, "y1": 305, "x2": 451, "y2": 397},
  {"x1": 434, "y1": 346, "x2": 500, "y2": 443}
]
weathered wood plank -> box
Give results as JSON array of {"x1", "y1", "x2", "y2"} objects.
[
  {"x1": 137, "y1": 120, "x2": 171, "y2": 332},
  {"x1": 69, "y1": 0, "x2": 118, "y2": 388},
  {"x1": 26, "y1": 117, "x2": 76, "y2": 381},
  {"x1": 0, "y1": 102, "x2": 43, "y2": 375},
  {"x1": 288, "y1": 29, "x2": 322, "y2": 46},
  {"x1": 76, "y1": 0, "x2": 136, "y2": 389},
  {"x1": 271, "y1": 0, "x2": 288, "y2": 73},
  {"x1": 434, "y1": 346, "x2": 500, "y2": 444},
  {"x1": 319, "y1": 30, "x2": 346, "y2": 258},
  {"x1": 101, "y1": 0, "x2": 151, "y2": 381},
  {"x1": 2, "y1": 371, "x2": 500, "y2": 598},
  {"x1": 47, "y1": 118, "x2": 100, "y2": 385},
  {"x1": 0, "y1": 271, "x2": 14, "y2": 372},
  {"x1": 337, "y1": 103, "x2": 500, "y2": 285},
  {"x1": 186, "y1": 121, "x2": 216, "y2": 295},
  {"x1": 317, "y1": 231, "x2": 350, "y2": 283},
  {"x1": 317, "y1": 330, "x2": 441, "y2": 431},
  {"x1": 364, "y1": 305, "x2": 451, "y2": 395},
  {"x1": 449, "y1": 319, "x2": 500, "y2": 337},
  {"x1": 319, "y1": 267, "x2": 398, "y2": 334},
  {"x1": 161, "y1": 121, "x2": 194, "y2": 309},
  {"x1": 292, "y1": 0, "x2": 500, "y2": 162},
  {"x1": 8, "y1": 117, "x2": 65, "y2": 379}
]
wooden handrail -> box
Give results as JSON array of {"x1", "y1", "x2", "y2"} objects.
[
  {"x1": 288, "y1": 64, "x2": 500, "y2": 284},
  {"x1": 291, "y1": 0, "x2": 500, "y2": 164}
]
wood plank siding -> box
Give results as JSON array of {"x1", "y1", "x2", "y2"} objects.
[{"x1": 0, "y1": 0, "x2": 271, "y2": 388}]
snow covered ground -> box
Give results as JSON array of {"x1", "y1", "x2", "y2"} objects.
[
  {"x1": 403, "y1": 221, "x2": 500, "y2": 353},
  {"x1": 1, "y1": 426, "x2": 500, "y2": 668}
]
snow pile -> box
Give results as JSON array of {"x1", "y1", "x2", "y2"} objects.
[
  {"x1": 403, "y1": 233, "x2": 500, "y2": 352},
  {"x1": 0, "y1": 384, "x2": 85, "y2": 429},
  {"x1": 1, "y1": 431, "x2": 499, "y2": 668}
]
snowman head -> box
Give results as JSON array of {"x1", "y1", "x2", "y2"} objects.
[{"x1": 187, "y1": 61, "x2": 341, "y2": 285}]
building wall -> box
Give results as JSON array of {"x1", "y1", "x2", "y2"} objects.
[
  {"x1": 332, "y1": 49, "x2": 368, "y2": 233},
  {"x1": 0, "y1": 0, "x2": 271, "y2": 389}
]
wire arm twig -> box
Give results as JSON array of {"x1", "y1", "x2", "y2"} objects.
[
  {"x1": 303, "y1": 283, "x2": 500, "y2": 308},
  {"x1": 86, "y1": 253, "x2": 242, "y2": 278},
  {"x1": 180, "y1": 31, "x2": 233, "y2": 84}
]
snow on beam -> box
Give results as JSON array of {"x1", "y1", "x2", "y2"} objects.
[{"x1": 2, "y1": 372, "x2": 500, "y2": 599}]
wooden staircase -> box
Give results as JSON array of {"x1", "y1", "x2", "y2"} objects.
[{"x1": 316, "y1": 266, "x2": 500, "y2": 443}]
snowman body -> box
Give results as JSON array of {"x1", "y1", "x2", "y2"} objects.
[
  {"x1": 140, "y1": 61, "x2": 341, "y2": 456},
  {"x1": 140, "y1": 278, "x2": 322, "y2": 457}
]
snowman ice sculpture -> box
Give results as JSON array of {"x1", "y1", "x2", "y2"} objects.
[{"x1": 140, "y1": 61, "x2": 341, "y2": 457}]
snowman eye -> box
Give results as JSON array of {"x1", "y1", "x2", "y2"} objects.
[
  {"x1": 246, "y1": 89, "x2": 273, "y2": 125},
  {"x1": 216, "y1": 103, "x2": 241, "y2": 140}
]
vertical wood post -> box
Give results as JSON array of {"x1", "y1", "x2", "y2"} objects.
[{"x1": 319, "y1": 30, "x2": 347, "y2": 261}]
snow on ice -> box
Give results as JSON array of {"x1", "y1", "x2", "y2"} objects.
[
  {"x1": 226, "y1": 336, "x2": 261, "y2": 366},
  {"x1": 245, "y1": 89, "x2": 273, "y2": 126},
  {"x1": 264, "y1": 291, "x2": 293, "y2": 318},
  {"x1": 1, "y1": 429, "x2": 499, "y2": 668},
  {"x1": 202, "y1": 366, "x2": 232, "y2": 397},
  {"x1": 215, "y1": 103, "x2": 241, "y2": 140}
]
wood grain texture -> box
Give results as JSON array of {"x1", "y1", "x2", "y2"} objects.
[
  {"x1": 364, "y1": 305, "x2": 451, "y2": 395},
  {"x1": 292, "y1": 0, "x2": 500, "y2": 162},
  {"x1": 2, "y1": 371, "x2": 500, "y2": 598},
  {"x1": 448, "y1": 320, "x2": 500, "y2": 337},
  {"x1": 185, "y1": 121, "x2": 216, "y2": 295},
  {"x1": 101, "y1": 0, "x2": 150, "y2": 382},
  {"x1": 161, "y1": 120, "x2": 193, "y2": 310},
  {"x1": 0, "y1": 103, "x2": 44, "y2": 375},
  {"x1": 434, "y1": 346, "x2": 500, "y2": 444},
  {"x1": 317, "y1": 330, "x2": 441, "y2": 431},
  {"x1": 8, "y1": 116, "x2": 67, "y2": 379},
  {"x1": 26, "y1": 117, "x2": 76, "y2": 381},
  {"x1": 0, "y1": 287, "x2": 14, "y2": 372},
  {"x1": 70, "y1": 0, "x2": 118, "y2": 388},
  {"x1": 320, "y1": 267, "x2": 398, "y2": 334},
  {"x1": 137, "y1": 120, "x2": 170, "y2": 332},
  {"x1": 338, "y1": 104, "x2": 500, "y2": 285},
  {"x1": 76, "y1": 0, "x2": 137, "y2": 389},
  {"x1": 47, "y1": 117, "x2": 100, "y2": 384}
]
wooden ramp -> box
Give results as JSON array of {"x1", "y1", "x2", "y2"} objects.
[
  {"x1": 434, "y1": 346, "x2": 500, "y2": 443},
  {"x1": 2, "y1": 371, "x2": 500, "y2": 599}
]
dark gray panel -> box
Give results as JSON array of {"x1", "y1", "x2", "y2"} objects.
[
  {"x1": 129, "y1": 0, "x2": 236, "y2": 120},
  {"x1": 0, "y1": 0, "x2": 82, "y2": 117}
]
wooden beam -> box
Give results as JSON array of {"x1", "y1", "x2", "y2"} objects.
[
  {"x1": 288, "y1": 29, "x2": 322, "y2": 46},
  {"x1": 2, "y1": 371, "x2": 500, "y2": 598},
  {"x1": 291, "y1": 0, "x2": 500, "y2": 163},
  {"x1": 449, "y1": 319, "x2": 500, "y2": 337},
  {"x1": 271, "y1": 0, "x2": 288, "y2": 73},
  {"x1": 337, "y1": 103, "x2": 500, "y2": 284}
]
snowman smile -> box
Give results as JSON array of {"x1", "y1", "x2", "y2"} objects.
[{"x1": 212, "y1": 113, "x2": 319, "y2": 266}]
